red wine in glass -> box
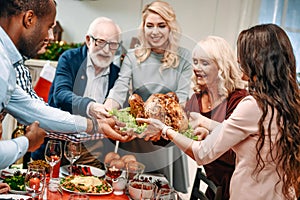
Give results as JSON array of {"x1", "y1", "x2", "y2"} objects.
[{"x1": 107, "y1": 166, "x2": 122, "y2": 179}]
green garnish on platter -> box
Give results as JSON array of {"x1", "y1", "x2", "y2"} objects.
[
  {"x1": 109, "y1": 108, "x2": 197, "y2": 140},
  {"x1": 109, "y1": 108, "x2": 147, "y2": 134},
  {"x1": 3, "y1": 171, "x2": 25, "y2": 191},
  {"x1": 181, "y1": 125, "x2": 198, "y2": 140}
]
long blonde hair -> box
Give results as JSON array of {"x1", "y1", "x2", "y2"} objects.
[
  {"x1": 135, "y1": 0, "x2": 181, "y2": 71},
  {"x1": 192, "y1": 36, "x2": 247, "y2": 97}
]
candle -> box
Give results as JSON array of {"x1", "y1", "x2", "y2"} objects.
[{"x1": 29, "y1": 177, "x2": 40, "y2": 189}]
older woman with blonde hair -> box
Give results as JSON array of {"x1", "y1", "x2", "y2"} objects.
[
  {"x1": 105, "y1": 0, "x2": 192, "y2": 192},
  {"x1": 185, "y1": 36, "x2": 247, "y2": 200}
]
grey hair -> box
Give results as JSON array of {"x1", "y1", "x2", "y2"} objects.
[{"x1": 86, "y1": 17, "x2": 121, "y2": 41}]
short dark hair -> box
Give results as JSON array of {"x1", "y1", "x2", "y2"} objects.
[{"x1": 0, "y1": 0, "x2": 55, "y2": 18}]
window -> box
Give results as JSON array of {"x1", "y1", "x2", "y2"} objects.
[{"x1": 259, "y1": 0, "x2": 300, "y2": 78}]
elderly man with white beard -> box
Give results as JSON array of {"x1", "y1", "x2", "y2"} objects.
[{"x1": 33, "y1": 17, "x2": 123, "y2": 168}]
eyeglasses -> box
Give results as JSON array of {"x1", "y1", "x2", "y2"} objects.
[{"x1": 89, "y1": 35, "x2": 120, "y2": 50}]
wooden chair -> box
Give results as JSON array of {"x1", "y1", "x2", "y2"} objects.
[{"x1": 190, "y1": 168, "x2": 222, "y2": 200}]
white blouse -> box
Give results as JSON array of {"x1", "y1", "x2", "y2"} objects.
[{"x1": 192, "y1": 96, "x2": 290, "y2": 200}]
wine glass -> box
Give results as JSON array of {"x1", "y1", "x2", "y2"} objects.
[
  {"x1": 104, "y1": 162, "x2": 124, "y2": 185},
  {"x1": 25, "y1": 165, "x2": 46, "y2": 199},
  {"x1": 44, "y1": 140, "x2": 62, "y2": 181},
  {"x1": 126, "y1": 161, "x2": 145, "y2": 182},
  {"x1": 64, "y1": 141, "x2": 82, "y2": 175}
]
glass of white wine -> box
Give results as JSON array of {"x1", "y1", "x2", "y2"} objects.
[
  {"x1": 44, "y1": 140, "x2": 62, "y2": 181},
  {"x1": 64, "y1": 141, "x2": 82, "y2": 175}
]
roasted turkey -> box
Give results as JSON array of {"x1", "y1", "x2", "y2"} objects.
[{"x1": 128, "y1": 92, "x2": 189, "y2": 132}]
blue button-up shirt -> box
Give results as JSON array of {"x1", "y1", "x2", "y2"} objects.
[
  {"x1": 0, "y1": 26, "x2": 87, "y2": 132},
  {"x1": 0, "y1": 27, "x2": 20, "y2": 111},
  {"x1": 0, "y1": 26, "x2": 89, "y2": 169},
  {"x1": 0, "y1": 26, "x2": 29, "y2": 168}
]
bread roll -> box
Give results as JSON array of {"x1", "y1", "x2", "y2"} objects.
[{"x1": 104, "y1": 152, "x2": 120, "y2": 164}]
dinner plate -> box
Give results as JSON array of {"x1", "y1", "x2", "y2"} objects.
[
  {"x1": 61, "y1": 186, "x2": 113, "y2": 196},
  {"x1": 0, "y1": 169, "x2": 27, "y2": 195},
  {"x1": 60, "y1": 176, "x2": 113, "y2": 196},
  {"x1": 0, "y1": 178, "x2": 25, "y2": 194},
  {"x1": 8, "y1": 189, "x2": 27, "y2": 195},
  {"x1": 0, "y1": 169, "x2": 26, "y2": 179},
  {"x1": 60, "y1": 165, "x2": 105, "y2": 177},
  {"x1": 0, "y1": 194, "x2": 31, "y2": 199}
]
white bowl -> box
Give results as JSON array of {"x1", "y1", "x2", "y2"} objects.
[{"x1": 128, "y1": 181, "x2": 155, "y2": 200}]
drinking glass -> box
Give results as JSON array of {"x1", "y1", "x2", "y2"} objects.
[
  {"x1": 104, "y1": 162, "x2": 124, "y2": 184},
  {"x1": 64, "y1": 141, "x2": 82, "y2": 175},
  {"x1": 126, "y1": 161, "x2": 145, "y2": 181},
  {"x1": 68, "y1": 194, "x2": 90, "y2": 200},
  {"x1": 25, "y1": 165, "x2": 46, "y2": 199},
  {"x1": 156, "y1": 188, "x2": 179, "y2": 200},
  {"x1": 44, "y1": 140, "x2": 62, "y2": 181}
]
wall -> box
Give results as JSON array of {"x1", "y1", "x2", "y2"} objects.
[{"x1": 55, "y1": 0, "x2": 261, "y2": 49}]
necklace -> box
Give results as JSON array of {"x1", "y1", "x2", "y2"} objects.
[
  {"x1": 200, "y1": 91, "x2": 225, "y2": 111},
  {"x1": 207, "y1": 97, "x2": 225, "y2": 110}
]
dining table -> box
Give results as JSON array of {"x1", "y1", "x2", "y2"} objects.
[
  {"x1": 0, "y1": 166, "x2": 170, "y2": 200},
  {"x1": 46, "y1": 172, "x2": 170, "y2": 200},
  {"x1": 47, "y1": 188, "x2": 129, "y2": 200}
]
